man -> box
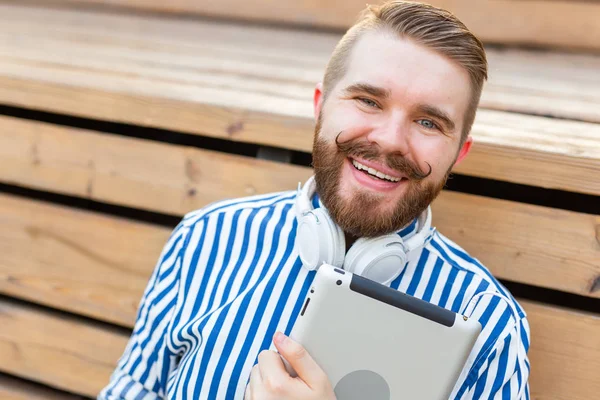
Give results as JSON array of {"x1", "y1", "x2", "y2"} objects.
[{"x1": 100, "y1": 1, "x2": 530, "y2": 399}]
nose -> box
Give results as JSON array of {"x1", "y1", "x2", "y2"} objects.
[{"x1": 365, "y1": 113, "x2": 410, "y2": 155}]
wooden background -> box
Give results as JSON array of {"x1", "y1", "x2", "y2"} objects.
[
  {"x1": 0, "y1": 1, "x2": 598, "y2": 399},
  {"x1": 25, "y1": 0, "x2": 600, "y2": 51}
]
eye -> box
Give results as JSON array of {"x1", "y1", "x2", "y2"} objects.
[
  {"x1": 417, "y1": 119, "x2": 439, "y2": 130},
  {"x1": 357, "y1": 97, "x2": 379, "y2": 109}
]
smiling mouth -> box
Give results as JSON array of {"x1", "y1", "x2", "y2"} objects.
[{"x1": 350, "y1": 159, "x2": 406, "y2": 183}]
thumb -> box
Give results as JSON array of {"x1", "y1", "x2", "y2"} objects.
[{"x1": 273, "y1": 331, "x2": 326, "y2": 386}]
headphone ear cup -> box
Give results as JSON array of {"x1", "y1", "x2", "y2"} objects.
[
  {"x1": 344, "y1": 235, "x2": 408, "y2": 285},
  {"x1": 319, "y1": 208, "x2": 346, "y2": 267},
  {"x1": 296, "y1": 208, "x2": 345, "y2": 270}
]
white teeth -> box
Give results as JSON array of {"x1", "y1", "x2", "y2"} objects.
[{"x1": 351, "y1": 160, "x2": 401, "y2": 182}]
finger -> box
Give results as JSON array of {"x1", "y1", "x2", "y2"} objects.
[
  {"x1": 244, "y1": 384, "x2": 251, "y2": 400},
  {"x1": 273, "y1": 331, "x2": 326, "y2": 386},
  {"x1": 257, "y1": 349, "x2": 293, "y2": 393},
  {"x1": 249, "y1": 364, "x2": 262, "y2": 388}
]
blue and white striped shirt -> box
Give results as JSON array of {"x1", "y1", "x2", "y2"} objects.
[{"x1": 99, "y1": 190, "x2": 530, "y2": 399}]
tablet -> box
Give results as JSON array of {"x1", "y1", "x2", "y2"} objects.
[{"x1": 288, "y1": 264, "x2": 481, "y2": 400}]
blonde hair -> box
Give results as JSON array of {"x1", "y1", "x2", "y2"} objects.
[{"x1": 323, "y1": 1, "x2": 488, "y2": 143}]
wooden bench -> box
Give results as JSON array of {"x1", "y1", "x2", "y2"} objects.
[
  {"x1": 0, "y1": 2, "x2": 598, "y2": 399},
  {"x1": 23, "y1": 0, "x2": 600, "y2": 51}
]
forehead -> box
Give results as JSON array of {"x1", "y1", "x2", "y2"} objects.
[{"x1": 338, "y1": 29, "x2": 471, "y2": 117}]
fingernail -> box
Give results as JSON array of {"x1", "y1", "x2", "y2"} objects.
[{"x1": 274, "y1": 331, "x2": 287, "y2": 346}]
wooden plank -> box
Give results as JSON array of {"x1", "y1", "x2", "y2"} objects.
[
  {"x1": 430, "y1": 192, "x2": 600, "y2": 299},
  {"x1": 0, "y1": 374, "x2": 86, "y2": 400},
  {"x1": 451, "y1": 110, "x2": 600, "y2": 196},
  {"x1": 0, "y1": 95, "x2": 598, "y2": 200},
  {"x1": 0, "y1": 193, "x2": 169, "y2": 327},
  {"x1": 523, "y1": 300, "x2": 600, "y2": 400},
  {"x1": 0, "y1": 187, "x2": 598, "y2": 334},
  {"x1": 1, "y1": 297, "x2": 598, "y2": 399},
  {"x1": 1, "y1": 19, "x2": 598, "y2": 125},
  {"x1": 0, "y1": 190, "x2": 595, "y2": 330},
  {"x1": 0, "y1": 6, "x2": 598, "y2": 194},
  {"x1": 1, "y1": 4, "x2": 599, "y2": 125},
  {"x1": 0, "y1": 116, "x2": 311, "y2": 216},
  {"x1": 0, "y1": 118, "x2": 598, "y2": 301},
  {"x1": 481, "y1": 49, "x2": 600, "y2": 123},
  {"x1": 24, "y1": 0, "x2": 600, "y2": 51},
  {"x1": 0, "y1": 299, "x2": 127, "y2": 398}
]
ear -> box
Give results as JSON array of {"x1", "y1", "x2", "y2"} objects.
[
  {"x1": 453, "y1": 135, "x2": 473, "y2": 167},
  {"x1": 314, "y1": 82, "x2": 324, "y2": 121}
]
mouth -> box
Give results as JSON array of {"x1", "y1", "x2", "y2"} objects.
[
  {"x1": 346, "y1": 157, "x2": 408, "y2": 191},
  {"x1": 351, "y1": 159, "x2": 404, "y2": 182}
]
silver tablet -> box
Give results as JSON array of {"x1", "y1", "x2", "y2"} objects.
[{"x1": 289, "y1": 264, "x2": 481, "y2": 400}]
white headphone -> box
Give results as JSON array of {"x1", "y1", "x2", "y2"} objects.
[{"x1": 295, "y1": 176, "x2": 434, "y2": 285}]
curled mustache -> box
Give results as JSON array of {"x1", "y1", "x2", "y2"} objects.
[{"x1": 335, "y1": 132, "x2": 432, "y2": 180}]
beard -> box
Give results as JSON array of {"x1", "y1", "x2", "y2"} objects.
[{"x1": 312, "y1": 115, "x2": 451, "y2": 238}]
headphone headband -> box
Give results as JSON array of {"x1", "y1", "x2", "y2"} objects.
[{"x1": 295, "y1": 176, "x2": 316, "y2": 218}]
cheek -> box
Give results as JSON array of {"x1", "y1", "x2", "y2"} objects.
[
  {"x1": 411, "y1": 136, "x2": 456, "y2": 177},
  {"x1": 322, "y1": 103, "x2": 373, "y2": 141}
]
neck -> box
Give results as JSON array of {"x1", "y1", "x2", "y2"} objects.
[{"x1": 344, "y1": 232, "x2": 359, "y2": 251}]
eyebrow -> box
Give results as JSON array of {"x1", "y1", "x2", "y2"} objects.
[
  {"x1": 416, "y1": 104, "x2": 456, "y2": 132},
  {"x1": 343, "y1": 83, "x2": 391, "y2": 100}
]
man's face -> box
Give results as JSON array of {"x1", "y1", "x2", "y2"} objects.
[{"x1": 313, "y1": 30, "x2": 472, "y2": 238}]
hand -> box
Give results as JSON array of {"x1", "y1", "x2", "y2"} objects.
[{"x1": 245, "y1": 331, "x2": 336, "y2": 400}]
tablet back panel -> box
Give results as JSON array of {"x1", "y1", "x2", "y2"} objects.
[{"x1": 289, "y1": 264, "x2": 481, "y2": 400}]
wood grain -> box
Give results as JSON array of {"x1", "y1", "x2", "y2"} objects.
[
  {"x1": 430, "y1": 192, "x2": 600, "y2": 299},
  {"x1": 0, "y1": 3, "x2": 596, "y2": 397},
  {"x1": 0, "y1": 193, "x2": 170, "y2": 327},
  {"x1": 0, "y1": 118, "x2": 597, "y2": 300},
  {"x1": 0, "y1": 6, "x2": 599, "y2": 195},
  {"x1": 0, "y1": 299, "x2": 127, "y2": 398},
  {"x1": 0, "y1": 81, "x2": 599, "y2": 201},
  {"x1": 1, "y1": 4, "x2": 599, "y2": 124},
  {"x1": 22, "y1": 0, "x2": 600, "y2": 51},
  {"x1": 0, "y1": 374, "x2": 86, "y2": 400},
  {"x1": 1, "y1": 296, "x2": 598, "y2": 399},
  {"x1": 525, "y1": 300, "x2": 600, "y2": 400},
  {"x1": 1, "y1": 184, "x2": 598, "y2": 337},
  {"x1": 452, "y1": 110, "x2": 600, "y2": 196},
  {"x1": 0, "y1": 116, "x2": 312, "y2": 215}
]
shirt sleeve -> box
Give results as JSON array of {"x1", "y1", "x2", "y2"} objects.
[
  {"x1": 451, "y1": 292, "x2": 531, "y2": 400},
  {"x1": 98, "y1": 221, "x2": 192, "y2": 400}
]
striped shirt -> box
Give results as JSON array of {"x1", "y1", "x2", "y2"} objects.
[{"x1": 99, "y1": 190, "x2": 531, "y2": 399}]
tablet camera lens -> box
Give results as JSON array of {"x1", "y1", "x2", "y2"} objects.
[{"x1": 336, "y1": 280, "x2": 342, "y2": 286}]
